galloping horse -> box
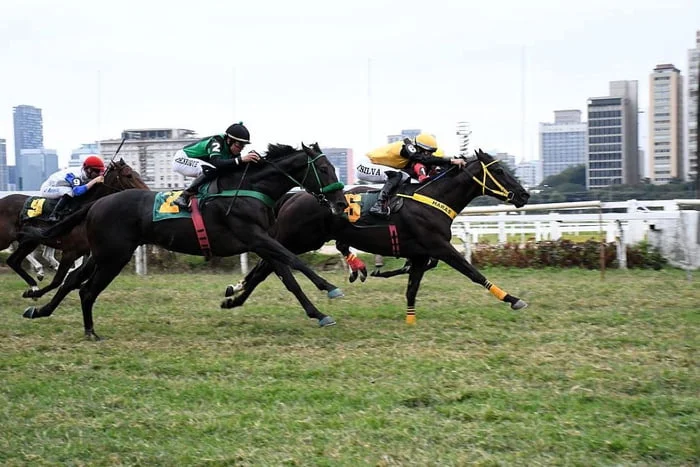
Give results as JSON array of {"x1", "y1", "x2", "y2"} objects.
[
  {"x1": 0, "y1": 159, "x2": 149, "y2": 298},
  {"x1": 223, "y1": 149, "x2": 531, "y2": 323},
  {"x1": 22, "y1": 143, "x2": 348, "y2": 339}
]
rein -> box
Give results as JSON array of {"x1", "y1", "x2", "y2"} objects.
[
  {"x1": 262, "y1": 152, "x2": 344, "y2": 203},
  {"x1": 398, "y1": 158, "x2": 514, "y2": 218}
]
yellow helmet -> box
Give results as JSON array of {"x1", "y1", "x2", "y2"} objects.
[
  {"x1": 414, "y1": 133, "x2": 438, "y2": 153},
  {"x1": 433, "y1": 148, "x2": 444, "y2": 157}
]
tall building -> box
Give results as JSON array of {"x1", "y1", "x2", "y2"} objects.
[
  {"x1": 321, "y1": 147, "x2": 354, "y2": 184},
  {"x1": 0, "y1": 138, "x2": 7, "y2": 190},
  {"x1": 648, "y1": 64, "x2": 684, "y2": 184},
  {"x1": 515, "y1": 160, "x2": 542, "y2": 188},
  {"x1": 13, "y1": 105, "x2": 44, "y2": 161},
  {"x1": 99, "y1": 128, "x2": 198, "y2": 190},
  {"x1": 539, "y1": 110, "x2": 587, "y2": 179},
  {"x1": 387, "y1": 129, "x2": 421, "y2": 144},
  {"x1": 587, "y1": 81, "x2": 639, "y2": 189},
  {"x1": 687, "y1": 30, "x2": 700, "y2": 182},
  {"x1": 68, "y1": 143, "x2": 100, "y2": 169},
  {"x1": 16, "y1": 148, "x2": 58, "y2": 190}
]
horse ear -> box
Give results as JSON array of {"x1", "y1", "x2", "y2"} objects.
[
  {"x1": 301, "y1": 142, "x2": 309, "y2": 151},
  {"x1": 312, "y1": 142, "x2": 321, "y2": 152}
]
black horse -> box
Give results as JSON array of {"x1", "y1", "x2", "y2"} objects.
[
  {"x1": 223, "y1": 149, "x2": 531, "y2": 323},
  {"x1": 22, "y1": 143, "x2": 348, "y2": 339},
  {"x1": 0, "y1": 159, "x2": 149, "y2": 298}
]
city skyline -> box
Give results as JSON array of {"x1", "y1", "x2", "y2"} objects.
[{"x1": 1, "y1": 1, "x2": 698, "y2": 169}]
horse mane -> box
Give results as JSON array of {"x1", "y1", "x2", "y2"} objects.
[{"x1": 265, "y1": 144, "x2": 298, "y2": 160}]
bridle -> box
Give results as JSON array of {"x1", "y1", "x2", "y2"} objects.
[
  {"x1": 465, "y1": 158, "x2": 515, "y2": 201},
  {"x1": 263, "y1": 151, "x2": 344, "y2": 206},
  {"x1": 99, "y1": 163, "x2": 132, "y2": 194}
]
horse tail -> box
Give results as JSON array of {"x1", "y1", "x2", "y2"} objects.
[{"x1": 20, "y1": 202, "x2": 95, "y2": 242}]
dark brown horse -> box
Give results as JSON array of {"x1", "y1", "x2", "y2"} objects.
[
  {"x1": 222, "y1": 149, "x2": 531, "y2": 323},
  {"x1": 22, "y1": 143, "x2": 348, "y2": 339},
  {"x1": 0, "y1": 159, "x2": 149, "y2": 298}
]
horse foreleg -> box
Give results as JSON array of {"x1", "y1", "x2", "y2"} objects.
[
  {"x1": 336, "y1": 242, "x2": 367, "y2": 284},
  {"x1": 8, "y1": 241, "x2": 42, "y2": 295},
  {"x1": 221, "y1": 259, "x2": 275, "y2": 309},
  {"x1": 23, "y1": 256, "x2": 96, "y2": 320},
  {"x1": 252, "y1": 236, "x2": 344, "y2": 299},
  {"x1": 435, "y1": 246, "x2": 527, "y2": 310},
  {"x1": 25, "y1": 249, "x2": 46, "y2": 281},
  {"x1": 42, "y1": 246, "x2": 61, "y2": 271},
  {"x1": 268, "y1": 260, "x2": 335, "y2": 327},
  {"x1": 404, "y1": 256, "x2": 429, "y2": 324}
]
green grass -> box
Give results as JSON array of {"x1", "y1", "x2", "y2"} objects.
[{"x1": 0, "y1": 264, "x2": 698, "y2": 465}]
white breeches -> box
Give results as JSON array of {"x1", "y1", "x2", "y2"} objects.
[{"x1": 172, "y1": 150, "x2": 216, "y2": 178}]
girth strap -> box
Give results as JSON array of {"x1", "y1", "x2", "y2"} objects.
[{"x1": 190, "y1": 197, "x2": 212, "y2": 260}]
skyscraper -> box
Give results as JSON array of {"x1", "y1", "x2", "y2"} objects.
[
  {"x1": 648, "y1": 64, "x2": 684, "y2": 184},
  {"x1": 13, "y1": 105, "x2": 44, "y2": 161},
  {"x1": 17, "y1": 148, "x2": 58, "y2": 190},
  {"x1": 687, "y1": 30, "x2": 699, "y2": 182},
  {"x1": 587, "y1": 81, "x2": 639, "y2": 189},
  {"x1": 539, "y1": 110, "x2": 587, "y2": 179},
  {"x1": 0, "y1": 138, "x2": 7, "y2": 190},
  {"x1": 322, "y1": 148, "x2": 354, "y2": 184}
]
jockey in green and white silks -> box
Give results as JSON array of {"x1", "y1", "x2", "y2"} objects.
[{"x1": 171, "y1": 122, "x2": 261, "y2": 211}]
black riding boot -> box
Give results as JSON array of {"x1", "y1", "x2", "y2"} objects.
[
  {"x1": 370, "y1": 172, "x2": 402, "y2": 219},
  {"x1": 173, "y1": 174, "x2": 209, "y2": 211},
  {"x1": 48, "y1": 195, "x2": 72, "y2": 222}
]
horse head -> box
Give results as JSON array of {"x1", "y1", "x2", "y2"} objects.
[
  {"x1": 462, "y1": 149, "x2": 530, "y2": 208},
  {"x1": 102, "y1": 158, "x2": 150, "y2": 192},
  {"x1": 300, "y1": 142, "x2": 348, "y2": 215}
]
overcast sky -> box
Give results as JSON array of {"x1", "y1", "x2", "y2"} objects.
[{"x1": 1, "y1": 0, "x2": 699, "y2": 167}]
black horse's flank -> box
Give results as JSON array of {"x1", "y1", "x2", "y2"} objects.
[
  {"x1": 223, "y1": 149, "x2": 531, "y2": 322},
  {"x1": 0, "y1": 159, "x2": 150, "y2": 299},
  {"x1": 23, "y1": 143, "x2": 348, "y2": 339}
]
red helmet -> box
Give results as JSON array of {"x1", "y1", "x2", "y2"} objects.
[{"x1": 83, "y1": 155, "x2": 105, "y2": 173}]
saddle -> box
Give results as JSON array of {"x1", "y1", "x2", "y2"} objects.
[
  {"x1": 344, "y1": 191, "x2": 405, "y2": 226},
  {"x1": 20, "y1": 197, "x2": 74, "y2": 223}
]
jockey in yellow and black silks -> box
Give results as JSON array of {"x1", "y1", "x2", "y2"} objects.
[{"x1": 364, "y1": 133, "x2": 465, "y2": 218}]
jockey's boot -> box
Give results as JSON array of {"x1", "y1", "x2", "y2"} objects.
[
  {"x1": 48, "y1": 195, "x2": 72, "y2": 222},
  {"x1": 173, "y1": 173, "x2": 208, "y2": 211},
  {"x1": 370, "y1": 173, "x2": 402, "y2": 219}
]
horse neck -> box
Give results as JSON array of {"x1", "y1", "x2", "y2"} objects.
[
  {"x1": 419, "y1": 172, "x2": 483, "y2": 212},
  {"x1": 221, "y1": 156, "x2": 310, "y2": 201}
]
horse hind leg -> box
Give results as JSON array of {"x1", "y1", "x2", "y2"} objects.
[
  {"x1": 7, "y1": 241, "x2": 42, "y2": 295},
  {"x1": 23, "y1": 256, "x2": 96, "y2": 320},
  {"x1": 24, "y1": 251, "x2": 82, "y2": 300},
  {"x1": 222, "y1": 259, "x2": 275, "y2": 308},
  {"x1": 78, "y1": 257, "x2": 131, "y2": 341}
]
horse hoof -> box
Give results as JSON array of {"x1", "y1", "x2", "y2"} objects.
[
  {"x1": 349, "y1": 272, "x2": 358, "y2": 283},
  {"x1": 225, "y1": 282, "x2": 244, "y2": 297},
  {"x1": 23, "y1": 307, "x2": 37, "y2": 319},
  {"x1": 221, "y1": 298, "x2": 233, "y2": 309},
  {"x1": 327, "y1": 288, "x2": 344, "y2": 299},
  {"x1": 511, "y1": 300, "x2": 528, "y2": 310},
  {"x1": 318, "y1": 316, "x2": 336, "y2": 327}
]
